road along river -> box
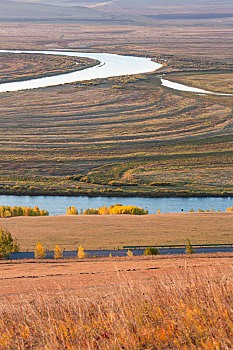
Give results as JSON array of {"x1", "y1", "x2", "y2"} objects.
[
  {"x1": 0, "y1": 50, "x2": 232, "y2": 96},
  {"x1": 10, "y1": 246, "x2": 233, "y2": 259}
]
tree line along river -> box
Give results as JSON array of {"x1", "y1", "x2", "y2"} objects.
[{"x1": 0, "y1": 195, "x2": 233, "y2": 215}]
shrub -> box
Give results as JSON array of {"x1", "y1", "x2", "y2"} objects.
[
  {"x1": 0, "y1": 227, "x2": 20, "y2": 258},
  {"x1": 144, "y1": 247, "x2": 159, "y2": 255}
]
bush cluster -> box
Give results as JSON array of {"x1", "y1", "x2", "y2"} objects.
[
  {"x1": 144, "y1": 247, "x2": 159, "y2": 255},
  {"x1": 66, "y1": 204, "x2": 148, "y2": 216},
  {"x1": 84, "y1": 204, "x2": 148, "y2": 215}
]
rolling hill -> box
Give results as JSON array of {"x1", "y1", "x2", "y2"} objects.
[{"x1": 0, "y1": 0, "x2": 113, "y2": 21}]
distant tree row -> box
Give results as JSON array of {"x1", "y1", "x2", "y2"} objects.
[
  {"x1": 0, "y1": 206, "x2": 49, "y2": 218},
  {"x1": 66, "y1": 204, "x2": 148, "y2": 215},
  {"x1": 190, "y1": 208, "x2": 232, "y2": 213}
]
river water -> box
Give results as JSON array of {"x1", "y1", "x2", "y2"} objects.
[{"x1": 0, "y1": 195, "x2": 233, "y2": 215}]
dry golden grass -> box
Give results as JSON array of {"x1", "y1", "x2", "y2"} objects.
[
  {"x1": 0, "y1": 255, "x2": 232, "y2": 349},
  {"x1": 0, "y1": 212, "x2": 233, "y2": 250}
]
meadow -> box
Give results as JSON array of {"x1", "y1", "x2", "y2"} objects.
[
  {"x1": 0, "y1": 254, "x2": 232, "y2": 349},
  {"x1": 1, "y1": 212, "x2": 233, "y2": 250}
]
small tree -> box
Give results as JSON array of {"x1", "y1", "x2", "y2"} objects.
[
  {"x1": 185, "y1": 238, "x2": 194, "y2": 254},
  {"x1": 109, "y1": 252, "x2": 112, "y2": 258},
  {"x1": 35, "y1": 242, "x2": 47, "y2": 259},
  {"x1": 144, "y1": 247, "x2": 159, "y2": 255},
  {"x1": 0, "y1": 227, "x2": 20, "y2": 259},
  {"x1": 157, "y1": 209, "x2": 161, "y2": 214},
  {"x1": 127, "y1": 250, "x2": 133, "y2": 257},
  {"x1": 78, "y1": 245, "x2": 85, "y2": 259},
  {"x1": 54, "y1": 245, "x2": 63, "y2": 259}
]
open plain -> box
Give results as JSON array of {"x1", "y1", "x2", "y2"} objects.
[
  {"x1": 0, "y1": 254, "x2": 232, "y2": 300},
  {"x1": 0, "y1": 212, "x2": 233, "y2": 250}
]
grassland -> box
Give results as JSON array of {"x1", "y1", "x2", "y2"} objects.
[
  {"x1": 0, "y1": 67, "x2": 233, "y2": 197},
  {"x1": 0, "y1": 17, "x2": 233, "y2": 197},
  {"x1": 0, "y1": 255, "x2": 232, "y2": 349},
  {"x1": 0, "y1": 52, "x2": 98, "y2": 84},
  {"x1": 1, "y1": 212, "x2": 233, "y2": 250}
]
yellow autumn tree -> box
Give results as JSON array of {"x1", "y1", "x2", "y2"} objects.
[
  {"x1": 54, "y1": 245, "x2": 63, "y2": 259},
  {"x1": 78, "y1": 245, "x2": 85, "y2": 259},
  {"x1": 35, "y1": 242, "x2": 46, "y2": 259},
  {"x1": 127, "y1": 250, "x2": 133, "y2": 257}
]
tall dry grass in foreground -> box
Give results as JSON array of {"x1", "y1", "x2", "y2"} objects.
[{"x1": 0, "y1": 267, "x2": 232, "y2": 349}]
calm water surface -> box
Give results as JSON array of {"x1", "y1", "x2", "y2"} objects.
[{"x1": 0, "y1": 195, "x2": 233, "y2": 215}]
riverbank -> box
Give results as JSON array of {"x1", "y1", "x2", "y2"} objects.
[
  {"x1": 1, "y1": 212, "x2": 233, "y2": 251},
  {"x1": 0, "y1": 181, "x2": 233, "y2": 199}
]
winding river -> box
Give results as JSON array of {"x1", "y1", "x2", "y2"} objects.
[
  {"x1": 0, "y1": 49, "x2": 232, "y2": 95},
  {"x1": 0, "y1": 50, "x2": 161, "y2": 92}
]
